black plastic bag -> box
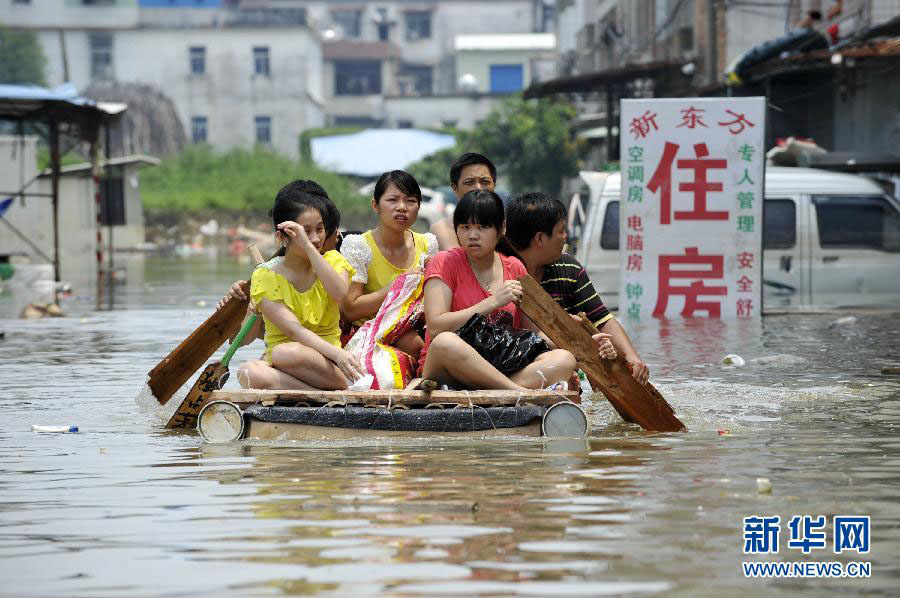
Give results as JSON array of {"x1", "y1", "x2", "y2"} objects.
[{"x1": 455, "y1": 312, "x2": 550, "y2": 375}]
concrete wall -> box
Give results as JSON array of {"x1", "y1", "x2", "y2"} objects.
[
  {"x1": 383, "y1": 94, "x2": 505, "y2": 129},
  {"x1": 302, "y1": 0, "x2": 539, "y2": 94},
  {"x1": 0, "y1": 138, "x2": 150, "y2": 285},
  {"x1": 0, "y1": 136, "x2": 41, "y2": 262},
  {"x1": 456, "y1": 48, "x2": 553, "y2": 94},
  {"x1": 33, "y1": 27, "x2": 324, "y2": 159},
  {"x1": 833, "y1": 67, "x2": 900, "y2": 155},
  {"x1": 3, "y1": 0, "x2": 139, "y2": 29}
]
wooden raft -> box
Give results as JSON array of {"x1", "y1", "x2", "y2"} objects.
[
  {"x1": 516, "y1": 275, "x2": 685, "y2": 432},
  {"x1": 209, "y1": 387, "x2": 580, "y2": 409}
]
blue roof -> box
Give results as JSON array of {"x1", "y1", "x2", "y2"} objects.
[{"x1": 311, "y1": 129, "x2": 456, "y2": 177}]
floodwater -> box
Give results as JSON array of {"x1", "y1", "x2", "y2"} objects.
[{"x1": 1, "y1": 255, "x2": 899, "y2": 597}]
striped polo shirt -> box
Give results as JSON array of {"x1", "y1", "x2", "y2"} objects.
[{"x1": 540, "y1": 253, "x2": 613, "y2": 327}]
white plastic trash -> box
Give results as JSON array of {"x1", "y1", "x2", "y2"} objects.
[
  {"x1": 32, "y1": 425, "x2": 78, "y2": 433},
  {"x1": 721, "y1": 354, "x2": 746, "y2": 367}
]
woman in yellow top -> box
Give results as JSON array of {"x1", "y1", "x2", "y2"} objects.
[
  {"x1": 237, "y1": 182, "x2": 365, "y2": 391},
  {"x1": 339, "y1": 170, "x2": 438, "y2": 359}
]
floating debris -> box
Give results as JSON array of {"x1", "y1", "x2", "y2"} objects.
[
  {"x1": 721, "y1": 354, "x2": 746, "y2": 367},
  {"x1": 756, "y1": 477, "x2": 772, "y2": 494}
]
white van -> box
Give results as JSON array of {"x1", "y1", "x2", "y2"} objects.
[{"x1": 572, "y1": 167, "x2": 900, "y2": 312}]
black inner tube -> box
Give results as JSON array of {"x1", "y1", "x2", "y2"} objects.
[{"x1": 244, "y1": 404, "x2": 546, "y2": 433}]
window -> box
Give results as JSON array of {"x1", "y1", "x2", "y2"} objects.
[
  {"x1": 89, "y1": 33, "x2": 113, "y2": 81},
  {"x1": 82, "y1": 0, "x2": 114, "y2": 5},
  {"x1": 331, "y1": 10, "x2": 361, "y2": 38},
  {"x1": 600, "y1": 201, "x2": 619, "y2": 249},
  {"x1": 489, "y1": 64, "x2": 523, "y2": 93},
  {"x1": 405, "y1": 11, "x2": 431, "y2": 41},
  {"x1": 763, "y1": 199, "x2": 796, "y2": 249},
  {"x1": 253, "y1": 46, "x2": 270, "y2": 76},
  {"x1": 397, "y1": 120, "x2": 413, "y2": 129},
  {"x1": 814, "y1": 195, "x2": 900, "y2": 252},
  {"x1": 191, "y1": 116, "x2": 208, "y2": 143},
  {"x1": 334, "y1": 60, "x2": 381, "y2": 95},
  {"x1": 189, "y1": 46, "x2": 205, "y2": 75},
  {"x1": 399, "y1": 65, "x2": 432, "y2": 95},
  {"x1": 12, "y1": 0, "x2": 32, "y2": 5},
  {"x1": 375, "y1": 7, "x2": 391, "y2": 41},
  {"x1": 255, "y1": 116, "x2": 271, "y2": 144}
]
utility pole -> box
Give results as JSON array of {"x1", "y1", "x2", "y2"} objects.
[{"x1": 707, "y1": 0, "x2": 718, "y2": 86}]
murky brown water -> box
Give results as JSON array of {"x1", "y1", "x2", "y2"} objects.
[{"x1": 1, "y1": 255, "x2": 898, "y2": 596}]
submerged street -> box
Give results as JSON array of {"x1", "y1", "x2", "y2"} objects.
[{"x1": 0, "y1": 255, "x2": 898, "y2": 596}]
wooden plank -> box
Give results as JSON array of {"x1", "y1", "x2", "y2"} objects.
[
  {"x1": 147, "y1": 285, "x2": 249, "y2": 404},
  {"x1": 165, "y1": 360, "x2": 227, "y2": 429},
  {"x1": 516, "y1": 275, "x2": 685, "y2": 432},
  {"x1": 211, "y1": 388, "x2": 580, "y2": 407}
]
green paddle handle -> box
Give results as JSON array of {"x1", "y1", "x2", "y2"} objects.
[{"x1": 221, "y1": 313, "x2": 258, "y2": 368}]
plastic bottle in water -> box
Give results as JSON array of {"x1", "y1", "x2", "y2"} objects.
[{"x1": 31, "y1": 425, "x2": 78, "y2": 433}]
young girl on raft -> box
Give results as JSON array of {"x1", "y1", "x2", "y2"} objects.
[
  {"x1": 339, "y1": 170, "x2": 438, "y2": 359},
  {"x1": 236, "y1": 181, "x2": 365, "y2": 390},
  {"x1": 418, "y1": 189, "x2": 577, "y2": 390}
]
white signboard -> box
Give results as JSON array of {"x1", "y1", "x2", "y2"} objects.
[{"x1": 619, "y1": 97, "x2": 765, "y2": 319}]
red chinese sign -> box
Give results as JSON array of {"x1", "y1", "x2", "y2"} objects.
[{"x1": 620, "y1": 98, "x2": 765, "y2": 318}]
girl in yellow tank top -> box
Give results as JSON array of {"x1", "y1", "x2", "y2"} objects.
[
  {"x1": 340, "y1": 171, "x2": 438, "y2": 359},
  {"x1": 236, "y1": 182, "x2": 365, "y2": 391}
]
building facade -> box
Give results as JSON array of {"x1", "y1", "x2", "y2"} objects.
[
  {"x1": 239, "y1": 0, "x2": 556, "y2": 127},
  {"x1": 5, "y1": 0, "x2": 324, "y2": 158}
]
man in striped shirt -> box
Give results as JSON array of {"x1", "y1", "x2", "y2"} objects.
[{"x1": 507, "y1": 192, "x2": 650, "y2": 385}]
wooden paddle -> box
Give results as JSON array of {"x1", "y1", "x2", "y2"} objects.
[
  {"x1": 148, "y1": 245, "x2": 266, "y2": 405},
  {"x1": 516, "y1": 275, "x2": 685, "y2": 432},
  {"x1": 166, "y1": 312, "x2": 259, "y2": 429}
]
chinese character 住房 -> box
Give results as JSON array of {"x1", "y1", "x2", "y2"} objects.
[
  {"x1": 744, "y1": 515, "x2": 780, "y2": 554},
  {"x1": 647, "y1": 142, "x2": 728, "y2": 225},
  {"x1": 653, "y1": 247, "x2": 727, "y2": 317}
]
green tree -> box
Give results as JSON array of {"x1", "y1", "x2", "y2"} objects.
[
  {"x1": 0, "y1": 25, "x2": 47, "y2": 86},
  {"x1": 405, "y1": 146, "x2": 460, "y2": 188},
  {"x1": 467, "y1": 95, "x2": 581, "y2": 196}
]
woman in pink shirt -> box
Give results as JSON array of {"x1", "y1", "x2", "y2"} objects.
[{"x1": 419, "y1": 190, "x2": 576, "y2": 390}]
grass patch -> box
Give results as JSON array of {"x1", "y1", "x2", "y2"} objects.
[{"x1": 140, "y1": 145, "x2": 369, "y2": 219}]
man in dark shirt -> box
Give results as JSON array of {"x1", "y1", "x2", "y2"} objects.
[{"x1": 506, "y1": 192, "x2": 650, "y2": 385}]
